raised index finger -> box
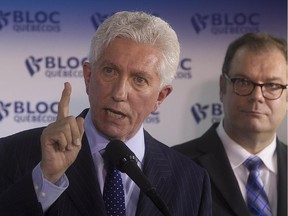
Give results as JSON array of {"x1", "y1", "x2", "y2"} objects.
[{"x1": 57, "y1": 82, "x2": 71, "y2": 120}]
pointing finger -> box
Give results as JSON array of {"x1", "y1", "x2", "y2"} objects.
[
  {"x1": 57, "y1": 82, "x2": 71, "y2": 120},
  {"x1": 76, "y1": 117, "x2": 85, "y2": 141}
]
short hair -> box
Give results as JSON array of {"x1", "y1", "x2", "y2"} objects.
[
  {"x1": 222, "y1": 32, "x2": 287, "y2": 75},
  {"x1": 88, "y1": 11, "x2": 180, "y2": 88}
]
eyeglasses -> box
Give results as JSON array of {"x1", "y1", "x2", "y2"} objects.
[{"x1": 223, "y1": 73, "x2": 288, "y2": 100}]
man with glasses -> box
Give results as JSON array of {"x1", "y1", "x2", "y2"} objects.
[{"x1": 173, "y1": 32, "x2": 287, "y2": 216}]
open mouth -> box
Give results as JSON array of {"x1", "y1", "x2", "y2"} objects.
[{"x1": 105, "y1": 108, "x2": 126, "y2": 119}]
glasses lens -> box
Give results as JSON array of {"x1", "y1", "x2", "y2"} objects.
[
  {"x1": 262, "y1": 84, "x2": 283, "y2": 99},
  {"x1": 234, "y1": 79, "x2": 253, "y2": 95}
]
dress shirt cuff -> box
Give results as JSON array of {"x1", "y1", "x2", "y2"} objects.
[{"x1": 32, "y1": 163, "x2": 69, "y2": 212}]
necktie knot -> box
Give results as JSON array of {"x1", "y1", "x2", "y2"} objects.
[{"x1": 244, "y1": 156, "x2": 263, "y2": 172}]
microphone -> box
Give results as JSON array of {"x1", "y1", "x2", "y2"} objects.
[{"x1": 105, "y1": 140, "x2": 172, "y2": 216}]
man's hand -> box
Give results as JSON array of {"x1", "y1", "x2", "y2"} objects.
[{"x1": 40, "y1": 82, "x2": 84, "y2": 183}]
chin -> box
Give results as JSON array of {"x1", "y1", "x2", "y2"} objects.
[{"x1": 102, "y1": 126, "x2": 127, "y2": 140}]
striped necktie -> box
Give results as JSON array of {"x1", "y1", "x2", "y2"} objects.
[{"x1": 244, "y1": 156, "x2": 272, "y2": 216}]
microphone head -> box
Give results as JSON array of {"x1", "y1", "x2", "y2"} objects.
[
  {"x1": 105, "y1": 140, "x2": 172, "y2": 216},
  {"x1": 105, "y1": 140, "x2": 137, "y2": 172}
]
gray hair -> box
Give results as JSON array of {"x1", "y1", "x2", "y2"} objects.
[{"x1": 88, "y1": 11, "x2": 180, "y2": 88}]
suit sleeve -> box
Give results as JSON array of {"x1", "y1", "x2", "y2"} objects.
[
  {"x1": 0, "y1": 172, "x2": 44, "y2": 216},
  {"x1": 0, "y1": 131, "x2": 44, "y2": 216}
]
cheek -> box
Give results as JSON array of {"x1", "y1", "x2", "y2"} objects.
[
  {"x1": 223, "y1": 92, "x2": 236, "y2": 105},
  {"x1": 271, "y1": 100, "x2": 287, "y2": 116},
  {"x1": 223, "y1": 94, "x2": 242, "y2": 113},
  {"x1": 88, "y1": 77, "x2": 109, "y2": 96},
  {"x1": 87, "y1": 82, "x2": 103, "y2": 106},
  {"x1": 133, "y1": 95, "x2": 157, "y2": 114}
]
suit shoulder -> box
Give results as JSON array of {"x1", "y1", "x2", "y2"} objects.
[
  {"x1": 172, "y1": 123, "x2": 220, "y2": 156},
  {"x1": 0, "y1": 127, "x2": 44, "y2": 142},
  {"x1": 158, "y1": 141, "x2": 208, "y2": 175},
  {"x1": 172, "y1": 137, "x2": 201, "y2": 151},
  {"x1": 0, "y1": 127, "x2": 44, "y2": 156},
  {"x1": 277, "y1": 140, "x2": 287, "y2": 150}
]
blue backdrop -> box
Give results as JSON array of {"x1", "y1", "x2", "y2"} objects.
[{"x1": 0, "y1": 0, "x2": 287, "y2": 145}]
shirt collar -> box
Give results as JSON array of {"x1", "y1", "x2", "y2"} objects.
[
  {"x1": 84, "y1": 109, "x2": 145, "y2": 163},
  {"x1": 216, "y1": 120, "x2": 277, "y2": 173}
]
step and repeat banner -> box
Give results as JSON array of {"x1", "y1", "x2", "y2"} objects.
[{"x1": 0, "y1": 0, "x2": 287, "y2": 146}]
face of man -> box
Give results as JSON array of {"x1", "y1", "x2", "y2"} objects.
[
  {"x1": 220, "y1": 47, "x2": 287, "y2": 140},
  {"x1": 83, "y1": 37, "x2": 172, "y2": 141}
]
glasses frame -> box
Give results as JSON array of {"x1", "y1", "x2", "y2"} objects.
[{"x1": 223, "y1": 73, "x2": 288, "y2": 100}]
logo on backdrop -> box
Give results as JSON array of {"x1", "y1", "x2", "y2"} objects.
[
  {"x1": 0, "y1": 101, "x2": 11, "y2": 122},
  {"x1": 25, "y1": 56, "x2": 87, "y2": 78},
  {"x1": 191, "y1": 103, "x2": 222, "y2": 124},
  {"x1": 0, "y1": 100, "x2": 57, "y2": 124},
  {"x1": 91, "y1": 12, "x2": 114, "y2": 30},
  {"x1": 0, "y1": 100, "x2": 160, "y2": 125},
  {"x1": 0, "y1": 10, "x2": 61, "y2": 32},
  {"x1": 145, "y1": 112, "x2": 160, "y2": 124},
  {"x1": 175, "y1": 58, "x2": 192, "y2": 80},
  {"x1": 191, "y1": 12, "x2": 260, "y2": 34},
  {"x1": 0, "y1": 11, "x2": 10, "y2": 30}
]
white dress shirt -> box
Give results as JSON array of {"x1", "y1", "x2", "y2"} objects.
[{"x1": 216, "y1": 121, "x2": 278, "y2": 216}]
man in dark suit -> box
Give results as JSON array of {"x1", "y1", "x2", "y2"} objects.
[
  {"x1": 0, "y1": 11, "x2": 211, "y2": 216},
  {"x1": 173, "y1": 32, "x2": 287, "y2": 216}
]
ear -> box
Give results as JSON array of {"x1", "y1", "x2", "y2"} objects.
[
  {"x1": 286, "y1": 90, "x2": 288, "y2": 112},
  {"x1": 152, "y1": 85, "x2": 173, "y2": 112},
  {"x1": 219, "y1": 74, "x2": 225, "y2": 102},
  {"x1": 83, "y1": 62, "x2": 91, "y2": 94}
]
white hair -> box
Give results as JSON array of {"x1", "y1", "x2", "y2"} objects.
[{"x1": 88, "y1": 11, "x2": 180, "y2": 88}]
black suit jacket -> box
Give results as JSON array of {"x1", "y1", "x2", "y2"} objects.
[
  {"x1": 0, "y1": 110, "x2": 211, "y2": 216},
  {"x1": 173, "y1": 123, "x2": 287, "y2": 216}
]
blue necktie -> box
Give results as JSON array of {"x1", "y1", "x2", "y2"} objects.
[
  {"x1": 103, "y1": 164, "x2": 126, "y2": 216},
  {"x1": 244, "y1": 156, "x2": 272, "y2": 216}
]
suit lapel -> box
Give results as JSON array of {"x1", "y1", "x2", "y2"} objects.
[
  {"x1": 196, "y1": 125, "x2": 249, "y2": 216},
  {"x1": 276, "y1": 140, "x2": 287, "y2": 216},
  {"x1": 66, "y1": 134, "x2": 107, "y2": 216},
  {"x1": 136, "y1": 131, "x2": 173, "y2": 216}
]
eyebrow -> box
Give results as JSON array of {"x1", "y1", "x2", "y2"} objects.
[
  {"x1": 231, "y1": 73, "x2": 286, "y2": 83},
  {"x1": 100, "y1": 60, "x2": 155, "y2": 81}
]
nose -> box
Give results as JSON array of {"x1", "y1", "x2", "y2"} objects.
[
  {"x1": 112, "y1": 78, "x2": 129, "y2": 102},
  {"x1": 249, "y1": 85, "x2": 265, "y2": 102}
]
